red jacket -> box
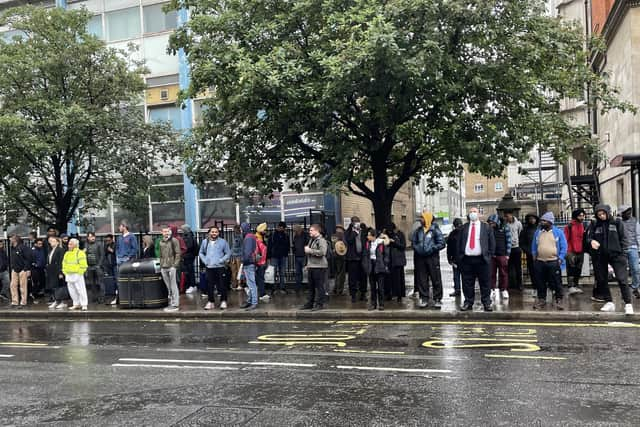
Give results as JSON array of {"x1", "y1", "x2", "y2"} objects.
[{"x1": 564, "y1": 220, "x2": 584, "y2": 254}]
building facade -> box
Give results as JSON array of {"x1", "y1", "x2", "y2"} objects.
[{"x1": 414, "y1": 175, "x2": 465, "y2": 224}]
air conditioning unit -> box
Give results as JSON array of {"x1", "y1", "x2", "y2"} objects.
[{"x1": 160, "y1": 89, "x2": 169, "y2": 101}]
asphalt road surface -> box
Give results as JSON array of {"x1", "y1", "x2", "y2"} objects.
[{"x1": 0, "y1": 319, "x2": 638, "y2": 426}]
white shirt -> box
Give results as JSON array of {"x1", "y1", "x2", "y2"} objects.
[{"x1": 465, "y1": 221, "x2": 482, "y2": 256}]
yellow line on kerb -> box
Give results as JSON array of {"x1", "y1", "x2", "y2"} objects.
[
  {"x1": 484, "y1": 354, "x2": 567, "y2": 360},
  {"x1": 336, "y1": 320, "x2": 640, "y2": 328},
  {"x1": 0, "y1": 342, "x2": 48, "y2": 347}
]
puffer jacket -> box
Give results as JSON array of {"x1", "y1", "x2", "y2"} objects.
[
  {"x1": 412, "y1": 225, "x2": 445, "y2": 257},
  {"x1": 487, "y1": 214, "x2": 512, "y2": 257}
]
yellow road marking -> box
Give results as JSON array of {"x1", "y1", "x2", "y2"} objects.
[
  {"x1": 337, "y1": 320, "x2": 640, "y2": 328},
  {"x1": 484, "y1": 354, "x2": 566, "y2": 360},
  {"x1": 428, "y1": 337, "x2": 538, "y2": 343},
  {"x1": 0, "y1": 342, "x2": 48, "y2": 347},
  {"x1": 422, "y1": 340, "x2": 541, "y2": 352}
]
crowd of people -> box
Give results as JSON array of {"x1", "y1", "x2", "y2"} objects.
[{"x1": 0, "y1": 204, "x2": 638, "y2": 314}]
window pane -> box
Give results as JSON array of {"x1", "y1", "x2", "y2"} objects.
[
  {"x1": 81, "y1": 207, "x2": 112, "y2": 234},
  {"x1": 151, "y1": 184, "x2": 184, "y2": 202},
  {"x1": 106, "y1": 7, "x2": 141, "y2": 41},
  {"x1": 199, "y1": 200, "x2": 236, "y2": 229},
  {"x1": 149, "y1": 105, "x2": 182, "y2": 129},
  {"x1": 151, "y1": 203, "x2": 185, "y2": 232},
  {"x1": 143, "y1": 34, "x2": 178, "y2": 75},
  {"x1": 239, "y1": 196, "x2": 281, "y2": 224},
  {"x1": 113, "y1": 205, "x2": 148, "y2": 234},
  {"x1": 283, "y1": 194, "x2": 324, "y2": 221},
  {"x1": 199, "y1": 182, "x2": 233, "y2": 199},
  {"x1": 144, "y1": 3, "x2": 178, "y2": 33},
  {"x1": 87, "y1": 15, "x2": 103, "y2": 39}
]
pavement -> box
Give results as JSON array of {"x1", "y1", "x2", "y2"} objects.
[
  {"x1": 0, "y1": 318, "x2": 639, "y2": 425},
  {"x1": 1, "y1": 251, "x2": 639, "y2": 321}
]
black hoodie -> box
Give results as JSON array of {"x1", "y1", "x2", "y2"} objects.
[
  {"x1": 586, "y1": 204, "x2": 625, "y2": 256},
  {"x1": 519, "y1": 214, "x2": 539, "y2": 255}
]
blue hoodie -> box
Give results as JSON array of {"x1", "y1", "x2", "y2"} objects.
[{"x1": 532, "y1": 226, "x2": 568, "y2": 269}]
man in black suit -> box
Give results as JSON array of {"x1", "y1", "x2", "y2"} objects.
[{"x1": 456, "y1": 207, "x2": 496, "y2": 312}]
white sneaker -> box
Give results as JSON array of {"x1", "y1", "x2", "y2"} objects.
[
  {"x1": 201, "y1": 293, "x2": 208, "y2": 299},
  {"x1": 186, "y1": 287, "x2": 196, "y2": 294},
  {"x1": 220, "y1": 301, "x2": 227, "y2": 310},
  {"x1": 204, "y1": 302, "x2": 214, "y2": 310},
  {"x1": 625, "y1": 304, "x2": 634, "y2": 315},
  {"x1": 81, "y1": 306, "x2": 88, "y2": 311},
  {"x1": 490, "y1": 289, "x2": 497, "y2": 299},
  {"x1": 163, "y1": 306, "x2": 179, "y2": 312},
  {"x1": 501, "y1": 290, "x2": 509, "y2": 299},
  {"x1": 55, "y1": 303, "x2": 67, "y2": 309},
  {"x1": 568, "y1": 286, "x2": 583, "y2": 295},
  {"x1": 69, "y1": 305, "x2": 81, "y2": 310},
  {"x1": 48, "y1": 301, "x2": 57, "y2": 309},
  {"x1": 110, "y1": 298, "x2": 118, "y2": 306},
  {"x1": 259, "y1": 295, "x2": 271, "y2": 302},
  {"x1": 600, "y1": 302, "x2": 616, "y2": 312}
]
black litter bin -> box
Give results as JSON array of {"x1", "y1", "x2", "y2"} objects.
[{"x1": 118, "y1": 259, "x2": 168, "y2": 308}]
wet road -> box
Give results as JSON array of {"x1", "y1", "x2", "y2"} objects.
[{"x1": 0, "y1": 319, "x2": 639, "y2": 426}]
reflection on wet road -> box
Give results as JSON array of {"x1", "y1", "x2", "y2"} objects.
[{"x1": 0, "y1": 319, "x2": 638, "y2": 425}]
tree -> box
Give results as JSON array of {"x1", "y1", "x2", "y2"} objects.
[
  {"x1": 0, "y1": 7, "x2": 177, "y2": 233},
  {"x1": 168, "y1": 0, "x2": 633, "y2": 228}
]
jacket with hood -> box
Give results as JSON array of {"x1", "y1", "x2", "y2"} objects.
[
  {"x1": 519, "y1": 214, "x2": 539, "y2": 256},
  {"x1": 268, "y1": 229, "x2": 290, "y2": 259},
  {"x1": 586, "y1": 204, "x2": 625, "y2": 257},
  {"x1": 199, "y1": 236, "x2": 231, "y2": 269},
  {"x1": 345, "y1": 224, "x2": 367, "y2": 261},
  {"x1": 412, "y1": 212, "x2": 445, "y2": 257},
  {"x1": 241, "y1": 223, "x2": 258, "y2": 265},
  {"x1": 619, "y1": 206, "x2": 640, "y2": 250},
  {"x1": 180, "y1": 225, "x2": 198, "y2": 261},
  {"x1": 362, "y1": 235, "x2": 391, "y2": 275},
  {"x1": 388, "y1": 229, "x2": 406, "y2": 267},
  {"x1": 170, "y1": 225, "x2": 187, "y2": 257},
  {"x1": 446, "y1": 223, "x2": 463, "y2": 264},
  {"x1": 564, "y1": 209, "x2": 585, "y2": 254},
  {"x1": 10, "y1": 241, "x2": 33, "y2": 273},
  {"x1": 488, "y1": 214, "x2": 512, "y2": 257},
  {"x1": 532, "y1": 225, "x2": 568, "y2": 269},
  {"x1": 159, "y1": 235, "x2": 182, "y2": 269}
]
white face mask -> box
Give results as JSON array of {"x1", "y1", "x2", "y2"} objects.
[{"x1": 469, "y1": 212, "x2": 479, "y2": 222}]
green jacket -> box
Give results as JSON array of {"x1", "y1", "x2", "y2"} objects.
[
  {"x1": 159, "y1": 237, "x2": 181, "y2": 269},
  {"x1": 62, "y1": 249, "x2": 88, "y2": 276}
]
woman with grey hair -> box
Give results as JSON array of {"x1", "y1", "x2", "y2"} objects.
[{"x1": 62, "y1": 238, "x2": 89, "y2": 310}]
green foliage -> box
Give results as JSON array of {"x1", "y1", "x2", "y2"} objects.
[
  {"x1": 168, "y1": 0, "x2": 634, "y2": 225},
  {"x1": 0, "y1": 6, "x2": 178, "y2": 232}
]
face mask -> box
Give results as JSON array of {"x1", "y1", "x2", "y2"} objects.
[
  {"x1": 469, "y1": 212, "x2": 478, "y2": 222},
  {"x1": 354, "y1": 222, "x2": 361, "y2": 230}
]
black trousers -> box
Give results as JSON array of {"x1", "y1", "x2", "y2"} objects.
[
  {"x1": 414, "y1": 254, "x2": 443, "y2": 301},
  {"x1": 369, "y1": 272, "x2": 387, "y2": 306},
  {"x1": 534, "y1": 260, "x2": 563, "y2": 300},
  {"x1": 461, "y1": 256, "x2": 491, "y2": 306},
  {"x1": 565, "y1": 252, "x2": 584, "y2": 287},
  {"x1": 347, "y1": 260, "x2": 366, "y2": 296},
  {"x1": 206, "y1": 267, "x2": 227, "y2": 303},
  {"x1": 390, "y1": 266, "x2": 406, "y2": 298},
  {"x1": 307, "y1": 268, "x2": 328, "y2": 307},
  {"x1": 183, "y1": 258, "x2": 196, "y2": 289},
  {"x1": 30, "y1": 268, "x2": 45, "y2": 295},
  {"x1": 592, "y1": 253, "x2": 631, "y2": 304},
  {"x1": 508, "y1": 247, "x2": 522, "y2": 289},
  {"x1": 85, "y1": 267, "x2": 104, "y2": 302},
  {"x1": 525, "y1": 253, "x2": 538, "y2": 290}
]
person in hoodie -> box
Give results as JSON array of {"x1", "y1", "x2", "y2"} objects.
[
  {"x1": 586, "y1": 205, "x2": 633, "y2": 314},
  {"x1": 0, "y1": 241, "x2": 10, "y2": 301},
  {"x1": 9, "y1": 234, "x2": 33, "y2": 307},
  {"x1": 199, "y1": 226, "x2": 231, "y2": 310},
  {"x1": 387, "y1": 223, "x2": 406, "y2": 302},
  {"x1": 411, "y1": 211, "x2": 445, "y2": 309},
  {"x1": 446, "y1": 218, "x2": 463, "y2": 297},
  {"x1": 159, "y1": 225, "x2": 182, "y2": 312},
  {"x1": 268, "y1": 221, "x2": 290, "y2": 294},
  {"x1": 519, "y1": 213, "x2": 539, "y2": 290},
  {"x1": 84, "y1": 232, "x2": 105, "y2": 304},
  {"x1": 180, "y1": 224, "x2": 198, "y2": 295},
  {"x1": 564, "y1": 208, "x2": 586, "y2": 295},
  {"x1": 618, "y1": 205, "x2": 640, "y2": 299},
  {"x1": 240, "y1": 223, "x2": 259, "y2": 310},
  {"x1": 531, "y1": 212, "x2": 568, "y2": 310},
  {"x1": 30, "y1": 238, "x2": 47, "y2": 299},
  {"x1": 229, "y1": 224, "x2": 244, "y2": 290},
  {"x1": 487, "y1": 214, "x2": 512, "y2": 300},
  {"x1": 504, "y1": 212, "x2": 523, "y2": 290},
  {"x1": 362, "y1": 229, "x2": 391, "y2": 311}
]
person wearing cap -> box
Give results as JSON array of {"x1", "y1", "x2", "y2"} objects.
[
  {"x1": 255, "y1": 223, "x2": 269, "y2": 301},
  {"x1": 331, "y1": 226, "x2": 347, "y2": 296},
  {"x1": 585, "y1": 204, "x2": 633, "y2": 314},
  {"x1": 519, "y1": 213, "x2": 539, "y2": 291},
  {"x1": 619, "y1": 205, "x2": 640, "y2": 299},
  {"x1": 564, "y1": 208, "x2": 587, "y2": 295},
  {"x1": 531, "y1": 212, "x2": 567, "y2": 310}
]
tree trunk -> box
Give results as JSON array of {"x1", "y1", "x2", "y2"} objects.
[{"x1": 371, "y1": 194, "x2": 393, "y2": 232}]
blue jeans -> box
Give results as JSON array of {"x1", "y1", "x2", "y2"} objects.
[
  {"x1": 626, "y1": 248, "x2": 640, "y2": 290},
  {"x1": 295, "y1": 256, "x2": 305, "y2": 290},
  {"x1": 273, "y1": 257, "x2": 287, "y2": 290},
  {"x1": 244, "y1": 264, "x2": 258, "y2": 305},
  {"x1": 453, "y1": 266, "x2": 461, "y2": 292}
]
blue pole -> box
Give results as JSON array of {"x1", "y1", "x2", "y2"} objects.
[
  {"x1": 177, "y1": 8, "x2": 198, "y2": 230},
  {"x1": 55, "y1": 0, "x2": 67, "y2": 8}
]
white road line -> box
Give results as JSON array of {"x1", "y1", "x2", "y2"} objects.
[
  {"x1": 335, "y1": 365, "x2": 452, "y2": 374},
  {"x1": 112, "y1": 363, "x2": 239, "y2": 371},
  {"x1": 0, "y1": 354, "x2": 14, "y2": 358},
  {"x1": 118, "y1": 358, "x2": 316, "y2": 368}
]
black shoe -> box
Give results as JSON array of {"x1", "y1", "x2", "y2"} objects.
[
  {"x1": 633, "y1": 289, "x2": 640, "y2": 299},
  {"x1": 460, "y1": 303, "x2": 473, "y2": 311},
  {"x1": 359, "y1": 293, "x2": 367, "y2": 301},
  {"x1": 396, "y1": 297, "x2": 402, "y2": 303},
  {"x1": 378, "y1": 305, "x2": 384, "y2": 311},
  {"x1": 311, "y1": 304, "x2": 324, "y2": 311},
  {"x1": 591, "y1": 296, "x2": 606, "y2": 303},
  {"x1": 483, "y1": 304, "x2": 493, "y2": 312},
  {"x1": 449, "y1": 291, "x2": 461, "y2": 297},
  {"x1": 351, "y1": 295, "x2": 356, "y2": 303},
  {"x1": 368, "y1": 304, "x2": 377, "y2": 311},
  {"x1": 245, "y1": 304, "x2": 258, "y2": 311},
  {"x1": 300, "y1": 304, "x2": 313, "y2": 310},
  {"x1": 240, "y1": 302, "x2": 251, "y2": 309}
]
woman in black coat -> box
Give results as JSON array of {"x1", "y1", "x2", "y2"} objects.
[
  {"x1": 45, "y1": 236, "x2": 65, "y2": 307},
  {"x1": 387, "y1": 223, "x2": 407, "y2": 302}
]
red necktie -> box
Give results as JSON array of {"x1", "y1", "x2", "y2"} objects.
[{"x1": 470, "y1": 223, "x2": 476, "y2": 250}]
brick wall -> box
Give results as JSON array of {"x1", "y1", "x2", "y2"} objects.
[{"x1": 592, "y1": 0, "x2": 615, "y2": 34}]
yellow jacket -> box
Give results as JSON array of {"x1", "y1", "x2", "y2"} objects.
[{"x1": 62, "y1": 248, "x2": 88, "y2": 276}]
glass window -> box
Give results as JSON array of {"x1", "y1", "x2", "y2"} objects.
[
  {"x1": 494, "y1": 182, "x2": 503, "y2": 192},
  {"x1": 143, "y1": 3, "x2": 178, "y2": 33},
  {"x1": 69, "y1": 1, "x2": 103, "y2": 13},
  {"x1": 474, "y1": 183, "x2": 484, "y2": 193},
  {"x1": 106, "y1": 7, "x2": 141, "y2": 41},
  {"x1": 80, "y1": 207, "x2": 112, "y2": 234},
  {"x1": 199, "y1": 182, "x2": 233, "y2": 200},
  {"x1": 87, "y1": 15, "x2": 103, "y2": 39},
  {"x1": 149, "y1": 105, "x2": 182, "y2": 129},
  {"x1": 151, "y1": 202, "x2": 185, "y2": 232},
  {"x1": 113, "y1": 205, "x2": 148, "y2": 234},
  {"x1": 239, "y1": 196, "x2": 282, "y2": 224},
  {"x1": 199, "y1": 200, "x2": 237, "y2": 229},
  {"x1": 151, "y1": 184, "x2": 184, "y2": 203},
  {"x1": 143, "y1": 34, "x2": 179, "y2": 75}
]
